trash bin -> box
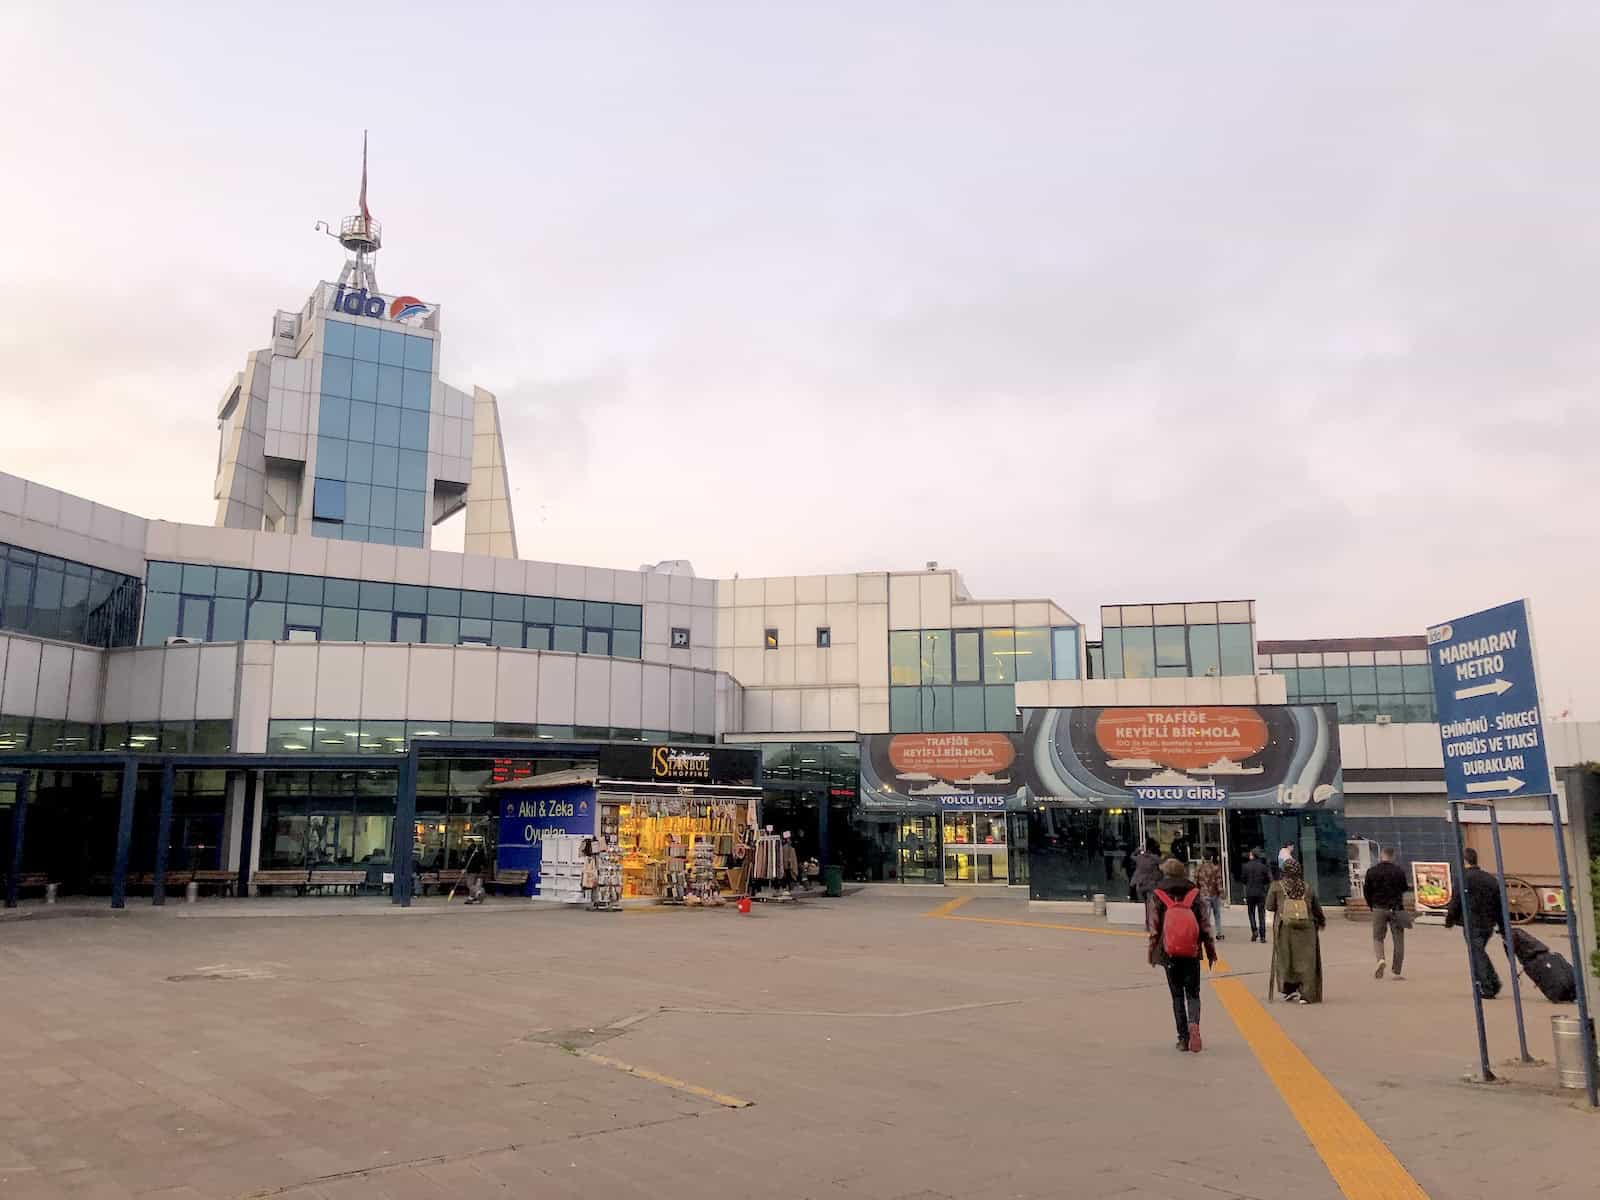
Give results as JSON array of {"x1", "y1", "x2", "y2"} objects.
[
  {"x1": 823, "y1": 865, "x2": 844, "y2": 898},
  {"x1": 1092, "y1": 893, "x2": 1107, "y2": 916},
  {"x1": 1552, "y1": 1015, "x2": 1598, "y2": 1090}
]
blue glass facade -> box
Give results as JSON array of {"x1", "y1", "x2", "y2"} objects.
[
  {"x1": 0, "y1": 540, "x2": 142, "y2": 647},
  {"x1": 312, "y1": 318, "x2": 435, "y2": 548}
]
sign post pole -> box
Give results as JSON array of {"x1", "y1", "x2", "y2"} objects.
[
  {"x1": 1448, "y1": 800, "x2": 1495, "y2": 1082},
  {"x1": 1547, "y1": 791, "x2": 1598, "y2": 1107},
  {"x1": 1486, "y1": 803, "x2": 1532, "y2": 1062}
]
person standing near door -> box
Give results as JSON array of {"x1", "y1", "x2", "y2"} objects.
[
  {"x1": 1195, "y1": 850, "x2": 1226, "y2": 941},
  {"x1": 1169, "y1": 829, "x2": 1191, "y2": 868},
  {"x1": 1129, "y1": 839, "x2": 1163, "y2": 903},
  {"x1": 1241, "y1": 849, "x2": 1272, "y2": 943}
]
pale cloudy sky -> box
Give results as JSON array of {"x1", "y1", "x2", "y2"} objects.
[{"x1": 2, "y1": 3, "x2": 1596, "y2": 715}]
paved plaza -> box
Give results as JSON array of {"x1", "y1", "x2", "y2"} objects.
[{"x1": 1, "y1": 889, "x2": 1594, "y2": 1199}]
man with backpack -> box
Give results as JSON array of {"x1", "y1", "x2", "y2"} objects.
[{"x1": 1148, "y1": 858, "x2": 1218, "y2": 1053}]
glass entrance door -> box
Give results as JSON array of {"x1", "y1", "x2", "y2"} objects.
[
  {"x1": 941, "y1": 810, "x2": 1009, "y2": 883},
  {"x1": 1142, "y1": 809, "x2": 1228, "y2": 898},
  {"x1": 898, "y1": 815, "x2": 940, "y2": 882}
]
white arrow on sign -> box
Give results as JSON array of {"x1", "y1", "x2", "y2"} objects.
[
  {"x1": 1455, "y1": 678, "x2": 1513, "y2": 701},
  {"x1": 1465, "y1": 776, "x2": 1525, "y2": 795}
]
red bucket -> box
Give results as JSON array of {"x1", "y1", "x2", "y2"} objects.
[{"x1": 737, "y1": 897, "x2": 752, "y2": 915}]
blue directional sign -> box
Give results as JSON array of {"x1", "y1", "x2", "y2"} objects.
[{"x1": 1427, "y1": 599, "x2": 1553, "y2": 802}]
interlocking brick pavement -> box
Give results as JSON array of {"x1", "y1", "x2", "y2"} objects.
[{"x1": 0, "y1": 891, "x2": 1593, "y2": 1199}]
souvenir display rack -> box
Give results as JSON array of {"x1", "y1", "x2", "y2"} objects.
[{"x1": 589, "y1": 837, "x2": 623, "y2": 911}]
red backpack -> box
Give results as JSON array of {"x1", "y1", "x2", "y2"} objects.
[{"x1": 1155, "y1": 889, "x2": 1201, "y2": 958}]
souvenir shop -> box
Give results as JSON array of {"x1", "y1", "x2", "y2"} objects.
[{"x1": 487, "y1": 744, "x2": 767, "y2": 906}]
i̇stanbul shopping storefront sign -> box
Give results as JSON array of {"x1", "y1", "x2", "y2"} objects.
[{"x1": 859, "y1": 705, "x2": 1342, "y2": 811}]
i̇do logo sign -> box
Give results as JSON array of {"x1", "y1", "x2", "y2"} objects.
[
  {"x1": 1427, "y1": 599, "x2": 1553, "y2": 801},
  {"x1": 330, "y1": 284, "x2": 429, "y2": 322}
]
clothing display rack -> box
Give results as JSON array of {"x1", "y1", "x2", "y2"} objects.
[{"x1": 751, "y1": 833, "x2": 792, "y2": 903}]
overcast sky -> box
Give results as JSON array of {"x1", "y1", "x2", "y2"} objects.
[{"x1": 2, "y1": 3, "x2": 1596, "y2": 716}]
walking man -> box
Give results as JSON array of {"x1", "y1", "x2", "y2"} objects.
[
  {"x1": 1148, "y1": 858, "x2": 1218, "y2": 1052},
  {"x1": 1195, "y1": 850, "x2": 1226, "y2": 941},
  {"x1": 1363, "y1": 846, "x2": 1410, "y2": 979},
  {"x1": 1444, "y1": 847, "x2": 1505, "y2": 999},
  {"x1": 1241, "y1": 848, "x2": 1272, "y2": 942}
]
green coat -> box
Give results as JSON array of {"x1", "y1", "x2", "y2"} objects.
[{"x1": 1266, "y1": 881, "x2": 1326, "y2": 1003}]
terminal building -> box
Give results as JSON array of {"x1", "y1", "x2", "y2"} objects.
[{"x1": 3, "y1": 164, "x2": 1596, "y2": 912}]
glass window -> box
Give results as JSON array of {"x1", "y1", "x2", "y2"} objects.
[
  {"x1": 379, "y1": 329, "x2": 407, "y2": 366},
  {"x1": 344, "y1": 323, "x2": 377, "y2": 362},
  {"x1": 489, "y1": 620, "x2": 520, "y2": 648},
  {"x1": 346, "y1": 399, "x2": 376, "y2": 444},
  {"x1": 1154, "y1": 625, "x2": 1186, "y2": 670},
  {"x1": 553, "y1": 625, "x2": 582, "y2": 652},
  {"x1": 246, "y1": 601, "x2": 285, "y2": 640},
  {"x1": 584, "y1": 601, "x2": 613, "y2": 627},
  {"x1": 1186, "y1": 624, "x2": 1220, "y2": 678},
  {"x1": 1120, "y1": 627, "x2": 1155, "y2": 678},
  {"x1": 286, "y1": 603, "x2": 321, "y2": 629},
  {"x1": 1349, "y1": 664, "x2": 1377, "y2": 693},
  {"x1": 424, "y1": 614, "x2": 458, "y2": 643},
  {"x1": 1299, "y1": 666, "x2": 1325, "y2": 697},
  {"x1": 1014, "y1": 627, "x2": 1051, "y2": 682},
  {"x1": 321, "y1": 354, "x2": 354, "y2": 398},
  {"x1": 890, "y1": 687, "x2": 921, "y2": 731},
  {"x1": 360, "y1": 720, "x2": 407, "y2": 754},
  {"x1": 322, "y1": 606, "x2": 357, "y2": 641},
  {"x1": 147, "y1": 561, "x2": 182, "y2": 593},
  {"x1": 462, "y1": 590, "x2": 494, "y2": 620},
  {"x1": 585, "y1": 629, "x2": 609, "y2": 655},
  {"x1": 401, "y1": 370, "x2": 431, "y2": 410},
  {"x1": 1402, "y1": 663, "x2": 1432, "y2": 694},
  {"x1": 983, "y1": 629, "x2": 1017, "y2": 683},
  {"x1": 393, "y1": 614, "x2": 424, "y2": 642},
  {"x1": 377, "y1": 364, "x2": 404, "y2": 406},
  {"x1": 816, "y1": 627, "x2": 831, "y2": 648},
  {"x1": 524, "y1": 624, "x2": 551, "y2": 650},
  {"x1": 1279, "y1": 667, "x2": 1299, "y2": 699},
  {"x1": 357, "y1": 609, "x2": 390, "y2": 641},
  {"x1": 28, "y1": 567, "x2": 63, "y2": 638},
  {"x1": 494, "y1": 593, "x2": 523, "y2": 622},
  {"x1": 399, "y1": 410, "x2": 428, "y2": 451},
  {"x1": 984, "y1": 685, "x2": 1016, "y2": 732},
  {"x1": 312, "y1": 478, "x2": 345, "y2": 522},
  {"x1": 611, "y1": 603, "x2": 641, "y2": 631},
  {"x1": 1218, "y1": 624, "x2": 1254, "y2": 675},
  {"x1": 178, "y1": 596, "x2": 211, "y2": 639},
  {"x1": 1102, "y1": 628, "x2": 1124, "y2": 678},
  {"x1": 251, "y1": 571, "x2": 288, "y2": 603},
  {"x1": 141, "y1": 591, "x2": 178, "y2": 644},
  {"x1": 214, "y1": 567, "x2": 249, "y2": 598},
  {"x1": 764, "y1": 628, "x2": 779, "y2": 650},
  {"x1": 920, "y1": 686, "x2": 955, "y2": 732},
  {"x1": 1375, "y1": 665, "x2": 1404, "y2": 693},
  {"x1": 553, "y1": 598, "x2": 584, "y2": 625},
  {"x1": 1350, "y1": 695, "x2": 1379, "y2": 723},
  {"x1": 178, "y1": 564, "x2": 215, "y2": 594},
  {"x1": 1376, "y1": 694, "x2": 1405, "y2": 720},
  {"x1": 953, "y1": 686, "x2": 987, "y2": 730},
  {"x1": 1051, "y1": 627, "x2": 1080, "y2": 680},
  {"x1": 612, "y1": 629, "x2": 641, "y2": 658},
  {"x1": 358, "y1": 580, "x2": 393, "y2": 609},
  {"x1": 373, "y1": 405, "x2": 401, "y2": 447},
  {"x1": 351, "y1": 358, "x2": 378, "y2": 403},
  {"x1": 212, "y1": 597, "x2": 247, "y2": 641},
  {"x1": 404, "y1": 335, "x2": 433, "y2": 371},
  {"x1": 920, "y1": 630, "x2": 953, "y2": 684},
  {"x1": 427, "y1": 587, "x2": 461, "y2": 616},
  {"x1": 282, "y1": 574, "x2": 320, "y2": 606},
  {"x1": 320, "y1": 394, "x2": 351, "y2": 440},
  {"x1": 323, "y1": 318, "x2": 355, "y2": 357},
  {"x1": 1323, "y1": 665, "x2": 1350, "y2": 695},
  {"x1": 395, "y1": 489, "x2": 426, "y2": 532},
  {"x1": 889, "y1": 631, "x2": 921, "y2": 685},
  {"x1": 460, "y1": 616, "x2": 491, "y2": 642},
  {"x1": 953, "y1": 630, "x2": 981, "y2": 682},
  {"x1": 346, "y1": 441, "x2": 374, "y2": 484}
]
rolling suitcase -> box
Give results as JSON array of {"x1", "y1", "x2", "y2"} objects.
[
  {"x1": 1511, "y1": 928, "x2": 1549, "y2": 966},
  {"x1": 1523, "y1": 950, "x2": 1576, "y2": 1003}
]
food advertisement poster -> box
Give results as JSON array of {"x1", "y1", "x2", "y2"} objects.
[{"x1": 1411, "y1": 861, "x2": 1453, "y2": 922}]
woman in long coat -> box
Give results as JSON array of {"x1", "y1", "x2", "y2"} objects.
[{"x1": 1266, "y1": 859, "x2": 1326, "y2": 1003}]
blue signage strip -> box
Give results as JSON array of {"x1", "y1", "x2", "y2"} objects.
[
  {"x1": 1427, "y1": 599, "x2": 1554, "y2": 802},
  {"x1": 496, "y1": 784, "x2": 597, "y2": 894},
  {"x1": 937, "y1": 795, "x2": 1007, "y2": 811}
]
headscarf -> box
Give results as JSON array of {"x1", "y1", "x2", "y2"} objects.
[{"x1": 1281, "y1": 858, "x2": 1307, "y2": 901}]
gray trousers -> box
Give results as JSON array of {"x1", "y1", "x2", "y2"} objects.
[{"x1": 1371, "y1": 907, "x2": 1406, "y2": 973}]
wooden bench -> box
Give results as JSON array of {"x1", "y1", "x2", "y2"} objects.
[
  {"x1": 252, "y1": 869, "x2": 309, "y2": 895},
  {"x1": 190, "y1": 870, "x2": 237, "y2": 897},
  {"x1": 490, "y1": 869, "x2": 529, "y2": 895},
  {"x1": 307, "y1": 869, "x2": 367, "y2": 896}
]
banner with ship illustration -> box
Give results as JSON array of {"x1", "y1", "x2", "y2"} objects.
[{"x1": 860, "y1": 705, "x2": 1341, "y2": 811}]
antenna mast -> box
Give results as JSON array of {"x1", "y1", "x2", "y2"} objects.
[{"x1": 317, "y1": 131, "x2": 382, "y2": 293}]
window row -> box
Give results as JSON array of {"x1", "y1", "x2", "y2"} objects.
[
  {"x1": 0, "y1": 717, "x2": 232, "y2": 754},
  {"x1": 141, "y1": 562, "x2": 643, "y2": 656},
  {"x1": 0, "y1": 541, "x2": 142, "y2": 648},
  {"x1": 265, "y1": 719, "x2": 713, "y2": 754},
  {"x1": 319, "y1": 360, "x2": 433, "y2": 410},
  {"x1": 317, "y1": 399, "x2": 430, "y2": 451},
  {"x1": 889, "y1": 627, "x2": 1080, "y2": 688},
  {"x1": 322, "y1": 319, "x2": 435, "y2": 371},
  {"x1": 889, "y1": 684, "x2": 1019, "y2": 733},
  {"x1": 313, "y1": 439, "x2": 427, "y2": 490},
  {"x1": 1328, "y1": 694, "x2": 1437, "y2": 724},
  {"x1": 311, "y1": 480, "x2": 428, "y2": 532},
  {"x1": 1101, "y1": 622, "x2": 1254, "y2": 679},
  {"x1": 1277, "y1": 663, "x2": 1433, "y2": 698}
]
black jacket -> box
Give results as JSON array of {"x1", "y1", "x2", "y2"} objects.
[
  {"x1": 1129, "y1": 852, "x2": 1163, "y2": 896},
  {"x1": 1445, "y1": 866, "x2": 1504, "y2": 936},
  {"x1": 1241, "y1": 857, "x2": 1272, "y2": 899},
  {"x1": 1363, "y1": 861, "x2": 1409, "y2": 910}
]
